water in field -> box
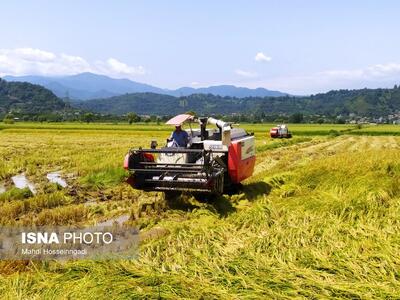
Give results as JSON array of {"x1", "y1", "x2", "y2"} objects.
[
  {"x1": 97, "y1": 214, "x2": 130, "y2": 227},
  {"x1": 11, "y1": 173, "x2": 36, "y2": 194},
  {"x1": 46, "y1": 172, "x2": 68, "y2": 188},
  {"x1": 0, "y1": 183, "x2": 6, "y2": 194}
]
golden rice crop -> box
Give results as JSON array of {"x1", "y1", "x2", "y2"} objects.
[{"x1": 0, "y1": 124, "x2": 399, "y2": 299}]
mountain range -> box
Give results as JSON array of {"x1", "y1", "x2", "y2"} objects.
[
  {"x1": 2, "y1": 76, "x2": 399, "y2": 120},
  {"x1": 3, "y1": 73, "x2": 288, "y2": 100}
]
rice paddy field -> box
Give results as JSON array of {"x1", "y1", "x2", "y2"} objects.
[{"x1": 0, "y1": 122, "x2": 399, "y2": 299}]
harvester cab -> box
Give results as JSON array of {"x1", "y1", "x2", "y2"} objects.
[{"x1": 124, "y1": 114, "x2": 256, "y2": 194}]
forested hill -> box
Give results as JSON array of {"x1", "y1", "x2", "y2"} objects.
[
  {"x1": 0, "y1": 78, "x2": 68, "y2": 115},
  {"x1": 76, "y1": 86, "x2": 400, "y2": 117},
  {"x1": 1, "y1": 76, "x2": 400, "y2": 118}
]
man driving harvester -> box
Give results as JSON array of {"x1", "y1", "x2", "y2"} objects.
[{"x1": 169, "y1": 124, "x2": 189, "y2": 147}]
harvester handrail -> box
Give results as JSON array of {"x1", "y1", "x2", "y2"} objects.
[
  {"x1": 129, "y1": 148, "x2": 227, "y2": 154},
  {"x1": 128, "y1": 168, "x2": 207, "y2": 174},
  {"x1": 140, "y1": 162, "x2": 205, "y2": 167}
]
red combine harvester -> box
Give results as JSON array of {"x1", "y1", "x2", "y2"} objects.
[
  {"x1": 124, "y1": 114, "x2": 256, "y2": 194},
  {"x1": 270, "y1": 124, "x2": 292, "y2": 138}
]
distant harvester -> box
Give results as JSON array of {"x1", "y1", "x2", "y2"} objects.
[{"x1": 270, "y1": 124, "x2": 292, "y2": 138}]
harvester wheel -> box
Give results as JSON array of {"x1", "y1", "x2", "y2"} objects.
[
  {"x1": 164, "y1": 191, "x2": 181, "y2": 202},
  {"x1": 193, "y1": 192, "x2": 218, "y2": 202},
  {"x1": 224, "y1": 183, "x2": 243, "y2": 195}
]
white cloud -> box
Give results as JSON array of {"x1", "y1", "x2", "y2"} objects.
[
  {"x1": 320, "y1": 63, "x2": 400, "y2": 80},
  {"x1": 244, "y1": 62, "x2": 400, "y2": 95},
  {"x1": 191, "y1": 81, "x2": 200, "y2": 86},
  {"x1": 101, "y1": 58, "x2": 146, "y2": 76},
  {"x1": 13, "y1": 48, "x2": 56, "y2": 62},
  {"x1": 235, "y1": 69, "x2": 258, "y2": 78},
  {"x1": 0, "y1": 48, "x2": 146, "y2": 79},
  {"x1": 255, "y1": 52, "x2": 272, "y2": 62}
]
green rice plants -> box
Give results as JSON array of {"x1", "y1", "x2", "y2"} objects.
[
  {"x1": 80, "y1": 167, "x2": 127, "y2": 189},
  {"x1": 0, "y1": 187, "x2": 32, "y2": 202}
]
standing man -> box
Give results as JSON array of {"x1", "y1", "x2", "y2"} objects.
[{"x1": 170, "y1": 125, "x2": 189, "y2": 147}]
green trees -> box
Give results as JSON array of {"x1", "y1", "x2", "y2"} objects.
[
  {"x1": 76, "y1": 87, "x2": 400, "y2": 118},
  {"x1": 2, "y1": 76, "x2": 400, "y2": 122},
  {"x1": 37, "y1": 115, "x2": 46, "y2": 123},
  {"x1": 82, "y1": 113, "x2": 95, "y2": 123},
  {"x1": 289, "y1": 113, "x2": 304, "y2": 123},
  {"x1": 0, "y1": 79, "x2": 67, "y2": 116},
  {"x1": 127, "y1": 112, "x2": 140, "y2": 124},
  {"x1": 3, "y1": 113, "x2": 14, "y2": 124}
]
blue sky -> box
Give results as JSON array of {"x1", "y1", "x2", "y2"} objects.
[{"x1": 0, "y1": 0, "x2": 399, "y2": 94}]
